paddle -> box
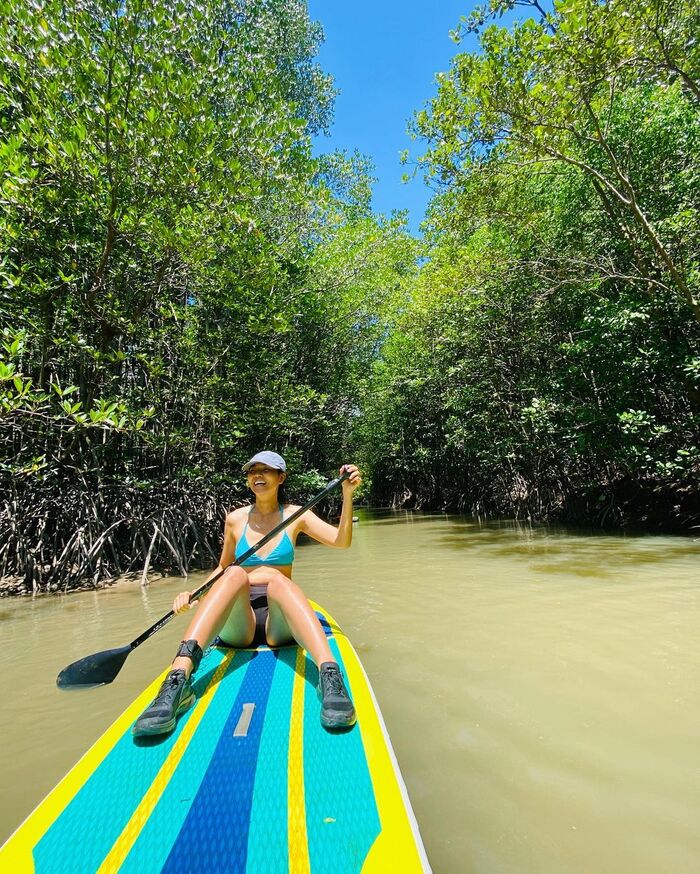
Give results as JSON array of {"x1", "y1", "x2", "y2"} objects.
[{"x1": 56, "y1": 469, "x2": 350, "y2": 688}]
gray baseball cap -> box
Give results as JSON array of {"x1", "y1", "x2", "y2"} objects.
[{"x1": 241, "y1": 450, "x2": 287, "y2": 472}]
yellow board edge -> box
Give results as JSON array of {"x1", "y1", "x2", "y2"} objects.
[{"x1": 0, "y1": 666, "x2": 174, "y2": 872}]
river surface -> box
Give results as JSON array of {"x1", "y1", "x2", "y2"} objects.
[{"x1": 1, "y1": 512, "x2": 699, "y2": 873}]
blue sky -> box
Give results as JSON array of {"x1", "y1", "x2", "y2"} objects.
[{"x1": 307, "y1": 2, "x2": 511, "y2": 235}]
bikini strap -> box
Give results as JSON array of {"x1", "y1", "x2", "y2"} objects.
[{"x1": 242, "y1": 505, "x2": 254, "y2": 536}]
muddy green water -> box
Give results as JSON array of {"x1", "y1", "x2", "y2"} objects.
[{"x1": 1, "y1": 512, "x2": 699, "y2": 872}]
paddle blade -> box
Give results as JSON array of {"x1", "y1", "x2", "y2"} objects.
[{"x1": 56, "y1": 644, "x2": 132, "y2": 689}]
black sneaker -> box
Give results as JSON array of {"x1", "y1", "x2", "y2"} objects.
[
  {"x1": 317, "y1": 661, "x2": 356, "y2": 729},
  {"x1": 132, "y1": 669, "x2": 195, "y2": 737}
]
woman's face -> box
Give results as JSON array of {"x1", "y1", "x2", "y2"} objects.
[{"x1": 246, "y1": 464, "x2": 286, "y2": 496}]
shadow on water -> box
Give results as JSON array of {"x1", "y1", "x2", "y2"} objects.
[
  {"x1": 437, "y1": 532, "x2": 698, "y2": 558},
  {"x1": 427, "y1": 515, "x2": 700, "y2": 583},
  {"x1": 355, "y1": 509, "x2": 453, "y2": 526}
]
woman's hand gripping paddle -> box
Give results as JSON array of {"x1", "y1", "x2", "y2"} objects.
[{"x1": 56, "y1": 470, "x2": 350, "y2": 688}]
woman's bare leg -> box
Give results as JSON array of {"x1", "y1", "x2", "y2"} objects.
[
  {"x1": 172, "y1": 566, "x2": 255, "y2": 676},
  {"x1": 265, "y1": 571, "x2": 334, "y2": 665}
]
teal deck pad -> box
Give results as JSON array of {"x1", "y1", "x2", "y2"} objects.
[
  {"x1": 32, "y1": 648, "x2": 228, "y2": 874},
  {"x1": 303, "y1": 638, "x2": 380, "y2": 873},
  {"x1": 245, "y1": 647, "x2": 297, "y2": 874},
  {"x1": 2, "y1": 602, "x2": 430, "y2": 874},
  {"x1": 118, "y1": 648, "x2": 253, "y2": 874},
  {"x1": 161, "y1": 649, "x2": 277, "y2": 873},
  {"x1": 17, "y1": 608, "x2": 415, "y2": 873}
]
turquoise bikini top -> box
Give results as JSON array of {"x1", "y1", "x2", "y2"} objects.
[{"x1": 234, "y1": 504, "x2": 295, "y2": 568}]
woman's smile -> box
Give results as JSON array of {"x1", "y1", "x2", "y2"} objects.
[{"x1": 246, "y1": 466, "x2": 280, "y2": 490}]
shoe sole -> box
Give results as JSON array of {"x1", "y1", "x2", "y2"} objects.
[
  {"x1": 320, "y1": 709, "x2": 357, "y2": 730},
  {"x1": 132, "y1": 689, "x2": 196, "y2": 737}
]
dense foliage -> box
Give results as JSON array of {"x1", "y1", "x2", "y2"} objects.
[
  {"x1": 0, "y1": 0, "x2": 416, "y2": 591},
  {"x1": 2, "y1": 0, "x2": 698, "y2": 593},
  {"x1": 359, "y1": 0, "x2": 700, "y2": 526}
]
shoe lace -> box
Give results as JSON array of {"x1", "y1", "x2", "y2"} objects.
[
  {"x1": 153, "y1": 671, "x2": 184, "y2": 706},
  {"x1": 322, "y1": 667, "x2": 344, "y2": 697}
]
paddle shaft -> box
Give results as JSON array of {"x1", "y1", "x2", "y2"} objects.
[{"x1": 129, "y1": 470, "x2": 350, "y2": 649}]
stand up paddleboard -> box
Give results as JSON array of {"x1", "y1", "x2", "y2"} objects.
[{"x1": 0, "y1": 602, "x2": 431, "y2": 873}]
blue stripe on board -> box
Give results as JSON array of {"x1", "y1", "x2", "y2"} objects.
[
  {"x1": 161, "y1": 649, "x2": 277, "y2": 874},
  {"x1": 118, "y1": 650, "x2": 253, "y2": 874},
  {"x1": 303, "y1": 639, "x2": 381, "y2": 874},
  {"x1": 315, "y1": 612, "x2": 332, "y2": 635},
  {"x1": 33, "y1": 648, "x2": 228, "y2": 874},
  {"x1": 245, "y1": 647, "x2": 297, "y2": 874}
]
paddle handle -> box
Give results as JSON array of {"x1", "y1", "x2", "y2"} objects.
[{"x1": 129, "y1": 470, "x2": 351, "y2": 649}]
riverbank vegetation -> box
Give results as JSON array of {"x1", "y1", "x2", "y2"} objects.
[
  {"x1": 359, "y1": 0, "x2": 700, "y2": 527},
  {"x1": 0, "y1": 0, "x2": 417, "y2": 592},
  {"x1": 2, "y1": 0, "x2": 698, "y2": 592}
]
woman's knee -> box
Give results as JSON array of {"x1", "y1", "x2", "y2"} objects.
[
  {"x1": 266, "y1": 570, "x2": 292, "y2": 600},
  {"x1": 221, "y1": 565, "x2": 248, "y2": 587},
  {"x1": 213, "y1": 566, "x2": 249, "y2": 601}
]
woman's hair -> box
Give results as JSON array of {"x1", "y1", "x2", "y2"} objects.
[{"x1": 277, "y1": 475, "x2": 287, "y2": 505}]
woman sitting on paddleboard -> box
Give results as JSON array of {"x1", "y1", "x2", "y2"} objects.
[{"x1": 133, "y1": 451, "x2": 361, "y2": 737}]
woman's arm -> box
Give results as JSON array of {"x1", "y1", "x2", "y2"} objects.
[
  {"x1": 300, "y1": 465, "x2": 361, "y2": 548},
  {"x1": 217, "y1": 511, "x2": 238, "y2": 568},
  {"x1": 202, "y1": 510, "x2": 238, "y2": 579}
]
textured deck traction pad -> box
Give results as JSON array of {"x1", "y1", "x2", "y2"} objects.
[{"x1": 32, "y1": 627, "x2": 380, "y2": 873}]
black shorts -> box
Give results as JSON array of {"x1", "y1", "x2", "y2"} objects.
[
  {"x1": 216, "y1": 585, "x2": 290, "y2": 649},
  {"x1": 249, "y1": 585, "x2": 269, "y2": 647}
]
